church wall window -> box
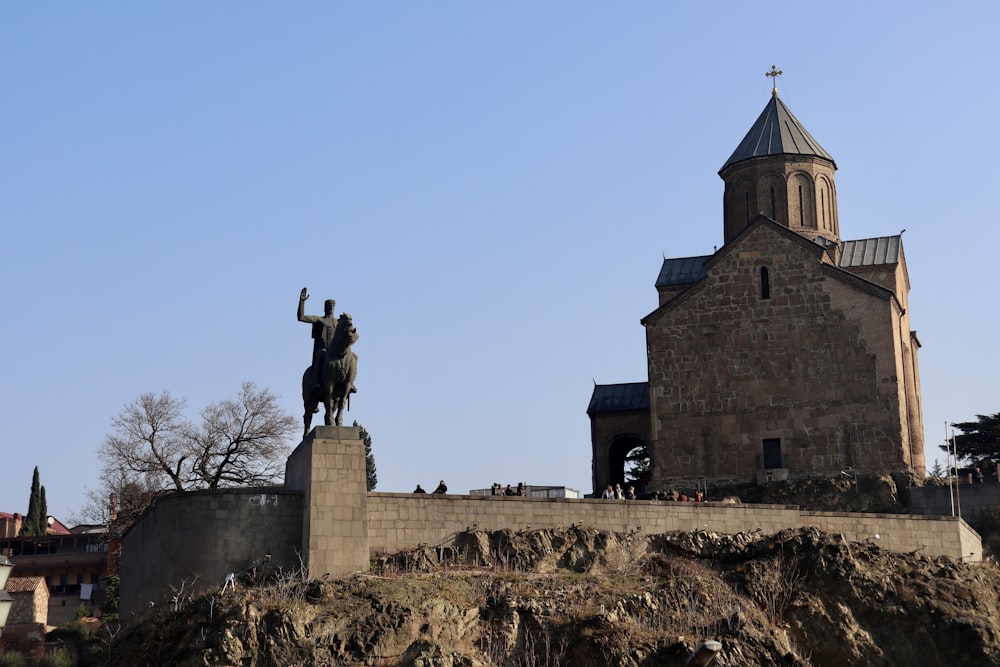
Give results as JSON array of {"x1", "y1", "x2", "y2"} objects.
[
  {"x1": 745, "y1": 191, "x2": 751, "y2": 226},
  {"x1": 762, "y1": 438, "x2": 782, "y2": 469},
  {"x1": 760, "y1": 267, "x2": 770, "y2": 300},
  {"x1": 820, "y1": 190, "x2": 826, "y2": 229},
  {"x1": 770, "y1": 186, "x2": 776, "y2": 219},
  {"x1": 791, "y1": 173, "x2": 815, "y2": 229}
]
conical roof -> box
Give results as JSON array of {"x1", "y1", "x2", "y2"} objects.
[{"x1": 719, "y1": 93, "x2": 835, "y2": 173}]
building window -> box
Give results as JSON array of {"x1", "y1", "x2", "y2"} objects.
[
  {"x1": 760, "y1": 267, "x2": 771, "y2": 299},
  {"x1": 770, "y1": 186, "x2": 776, "y2": 219},
  {"x1": 745, "y1": 191, "x2": 751, "y2": 226},
  {"x1": 798, "y1": 186, "x2": 805, "y2": 226},
  {"x1": 762, "y1": 438, "x2": 782, "y2": 469}
]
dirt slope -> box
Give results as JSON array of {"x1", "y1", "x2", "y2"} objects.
[{"x1": 112, "y1": 526, "x2": 1000, "y2": 666}]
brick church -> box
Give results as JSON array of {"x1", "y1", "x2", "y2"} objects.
[{"x1": 588, "y1": 79, "x2": 925, "y2": 495}]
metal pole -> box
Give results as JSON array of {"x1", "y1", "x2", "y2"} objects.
[
  {"x1": 946, "y1": 421, "x2": 955, "y2": 517},
  {"x1": 952, "y1": 429, "x2": 962, "y2": 520}
]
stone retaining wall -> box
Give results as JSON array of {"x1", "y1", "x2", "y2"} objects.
[
  {"x1": 368, "y1": 493, "x2": 981, "y2": 563},
  {"x1": 121, "y1": 428, "x2": 983, "y2": 621},
  {"x1": 909, "y1": 483, "x2": 1000, "y2": 523},
  {"x1": 120, "y1": 488, "x2": 303, "y2": 618}
]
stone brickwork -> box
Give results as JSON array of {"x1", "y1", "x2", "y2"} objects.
[
  {"x1": 367, "y1": 492, "x2": 980, "y2": 563},
  {"x1": 285, "y1": 425, "x2": 369, "y2": 579},
  {"x1": 6, "y1": 577, "x2": 48, "y2": 625},
  {"x1": 910, "y1": 483, "x2": 1000, "y2": 523},
  {"x1": 119, "y1": 488, "x2": 303, "y2": 618},
  {"x1": 721, "y1": 154, "x2": 840, "y2": 245},
  {"x1": 644, "y1": 220, "x2": 919, "y2": 486}
]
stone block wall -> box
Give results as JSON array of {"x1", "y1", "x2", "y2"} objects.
[
  {"x1": 367, "y1": 493, "x2": 976, "y2": 562},
  {"x1": 645, "y1": 222, "x2": 912, "y2": 486},
  {"x1": 7, "y1": 579, "x2": 48, "y2": 625},
  {"x1": 285, "y1": 425, "x2": 369, "y2": 579},
  {"x1": 120, "y1": 488, "x2": 302, "y2": 618},
  {"x1": 798, "y1": 510, "x2": 981, "y2": 561},
  {"x1": 910, "y1": 483, "x2": 1000, "y2": 523}
]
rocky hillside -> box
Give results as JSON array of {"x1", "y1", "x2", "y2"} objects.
[{"x1": 112, "y1": 525, "x2": 1000, "y2": 666}]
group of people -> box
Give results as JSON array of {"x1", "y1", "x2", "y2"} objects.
[
  {"x1": 413, "y1": 480, "x2": 448, "y2": 494},
  {"x1": 600, "y1": 484, "x2": 705, "y2": 502},
  {"x1": 491, "y1": 482, "x2": 526, "y2": 496},
  {"x1": 601, "y1": 484, "x2": 637, "y2": 500}
]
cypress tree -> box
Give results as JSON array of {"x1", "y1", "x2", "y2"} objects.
[
  {"x1": 353, "y1": 421, "x2": 378, "y2": 491},
  {"x1": 40, "y1": 485, "x2": 48, "y2": 533},
  {"x1": 19, "y1": 467, "x2": 43, "y2": 536}
]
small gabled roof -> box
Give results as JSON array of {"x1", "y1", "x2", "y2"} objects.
[
  {"x1": 46, "y1": 517, "x2": 71, "y2": 535},
  {"x1": 655, "y1": 255, "x2": 711, "y2": 288},
  {"x1": 720, "y1": 93, "x2": 835, "y2": 173},
  {"x1": 838, "y1": 236, "x2": 902, "y2": 267},
  {"x1": 587, "y1": 382, "x2": 649, "y2": 415},
  {"x1": 5, "y1": 576, "x2": 46, "y2": 594}
]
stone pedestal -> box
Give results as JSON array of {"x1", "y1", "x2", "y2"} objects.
[{"x1": 285, "y1": 425, "x2": 369, "y2": 578}]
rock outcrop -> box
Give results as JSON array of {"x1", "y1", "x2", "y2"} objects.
[{"x1": 113, "y1": 526, "x2": 1000, "y2": 666}]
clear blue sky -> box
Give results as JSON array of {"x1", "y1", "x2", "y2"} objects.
[{"x1": 2, "y1": 3, "x2": 997, "y2": 521}]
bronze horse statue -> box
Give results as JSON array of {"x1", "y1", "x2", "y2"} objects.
[{"x1": 302, "y1": 313, "x2": 358, "y2": 437}]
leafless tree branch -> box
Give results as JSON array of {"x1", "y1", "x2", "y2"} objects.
[{"x1": 85, "y1": 383, "x2": 297, "y2": 527}]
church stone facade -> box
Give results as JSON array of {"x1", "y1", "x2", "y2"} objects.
[{"x1": 589, "y1": 89, "x2": 924, "y2": 495}]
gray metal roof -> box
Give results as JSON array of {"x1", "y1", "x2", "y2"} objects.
[
  {"x1": 653, "y1": 233, "x2": 900, "y2": 302},
  {"x1": 720, "y1": 94, "x2": 835, "y2": 173},
  {"x1": 655, "y1": 255, "x2": 710, "y2": 288},
  {"x1": 837, "y1": 236, "x2": 902, "y2": 267},
  {"x1": 587, "y1": 382, "x2": 650, "y2": 415}
]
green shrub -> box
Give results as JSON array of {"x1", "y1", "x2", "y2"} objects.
[
  {"x1": 39, "y1": 647, "x2": 73, "y2": 667},
  {"x1": 74, "y1": 602, "x2": 91, "y2": 620},
  {"x1": 0, "y1": 651, "x2": 25, "y2": 667}
]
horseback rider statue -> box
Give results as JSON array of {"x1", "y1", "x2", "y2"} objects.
[{"x1": 298, "y1": 288, "x2": 358, "y2": 435}]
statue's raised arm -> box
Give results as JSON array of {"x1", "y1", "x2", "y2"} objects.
[{"x1": 298, "y1": 288, "x2": 317, "y2": 323}]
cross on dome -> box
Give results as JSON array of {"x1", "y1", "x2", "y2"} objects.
[{"x1": 766, "y1": 65, "x2": 782, "y2": 96}]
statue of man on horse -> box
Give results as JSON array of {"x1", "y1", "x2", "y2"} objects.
[{"x1": 298, "y1": 288, "x2": 358, "y2": 437}]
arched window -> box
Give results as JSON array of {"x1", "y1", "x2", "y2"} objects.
[
  {"x1": 798, "y1": 185, "x2": 804, "y2": 225},
  {"x1": 745, "y1": 191, "x2": 751, "y2": 226},
  {"x1": 791, "y1": 173, "x2": 814, "y2": 228},
  {"x1": 820, "y1": 190, "x2": 826, "y2": 229},
  {"x1": 760, "y1": 266, "x2": 771, "y2": 299},
  {"x1": 770, "y1": 186, "x2": 776, "y2": 219}
]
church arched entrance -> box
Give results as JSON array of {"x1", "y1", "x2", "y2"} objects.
[{"x1": 606, "y1": 435, "x2": 651, "y2": 493}]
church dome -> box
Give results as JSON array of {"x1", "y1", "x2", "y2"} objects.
[
  {"x1": 719, "y1": 92, "x2": 835, "y2": 174},
  {"x1": 719, "y1": 87, "x2": 840, "y2": 245}
]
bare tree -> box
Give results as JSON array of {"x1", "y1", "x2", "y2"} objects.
[
  {"x1": 84, "y1": 383, "x2": 297, "y2": 526},
  {"x1": 188, "y1": 382, "x2": 298, "y2": 489},
  {"x1": 99, "y1": 391, "x2": 191, "y2": 492}
]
